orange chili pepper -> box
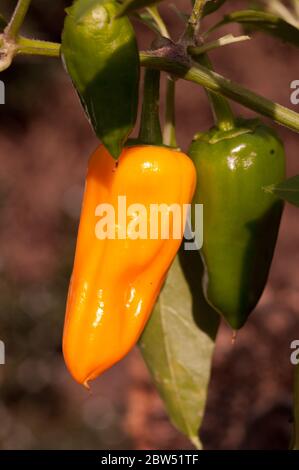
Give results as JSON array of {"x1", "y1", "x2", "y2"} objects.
[{"x1": 63, "y1": 144, "x2": 196, "y2": 386}]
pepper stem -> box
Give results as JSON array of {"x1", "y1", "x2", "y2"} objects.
[
  {"x1": 145, "y1": 6, "x2": 176, "y2": 147},
  {"x1": 163, "y1": 77, "x2": 177, "y2": 147},
  {"x1": 196, "y1": 54, "x2": 235, "y2": 132},
  {"x1": 138, "y1": 68, "x2": 163, "y2": 145},
  {"x1": 183, "y1": 0, "x2": 206, "y2": 42}
]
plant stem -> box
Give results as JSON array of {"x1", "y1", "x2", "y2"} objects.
[
  {"x1": 4, "y1": 37, "x2": 299, "y2": 135},
  {"x1": 17, "y1": 37, "x2": 61, "y2": 57},
  {"x1": 4, "y1": 0, "x2": 32, "y2": 40},
  {"x1": 146, "y1": 6, "x2": 170, "y2": 38},
  {"x1": 146, "y1": 6, "x2": 176, "y2": 147},
  {"x1": 138, "y1": 68, "x2": 163, "y2": 145},
  {"x1": 140, "y1": 51, "x2": 299, "y2": 134},
  {"x1": 184, "y1": 0, "x2": 207, "y2": 42},
  {"x1": 196, "y1": 54, "x2": 235, "y2": 131},
  {"x1": 163, "y1": 77, "x2": 177, "y2": 147}
]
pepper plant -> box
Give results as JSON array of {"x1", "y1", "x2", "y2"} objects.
[{"x1": 1, "y1": 0, "x2": 299, "y2": 450}]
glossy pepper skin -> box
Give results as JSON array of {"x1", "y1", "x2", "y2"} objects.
[
  {"x1": 188, "y1": 120, "x2": 285, "y2": 329},
  {"x1": 61, "y1": 0, "x2": 140, "y2": 158},
  {"x1": 63, "y1": 145, "x2": 196, "y2": 385}
]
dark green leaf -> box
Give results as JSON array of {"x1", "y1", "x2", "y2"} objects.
[
  {"x1": 203, "y1": 0, "x2": 227, "y2": 17},
  {"x1": 117, "y1": 0, "x2": 163, "y2": 17},
  {"x1": 209, "y1": 10, "x2": 299, "y2": 47},
  {"x1": 266, "y1": 175, "x2": 299, "y2": 207},
  {"x1": 191, "y1": 0, "x2": 227, "y2": 17},
  {"x1": 139, "y1": 250, "x2": 219, "y2": 447}
]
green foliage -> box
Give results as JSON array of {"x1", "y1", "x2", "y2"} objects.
[
  {"x1": 266, "y1": 175, "x2": 299, "y2": 207},
  {"x1": 203, "y1": 0, "x2": 227, "y2": 17},
  {"x1": 139, "y1": 253, "x2": 219, "y2": 448},
  {"x1": 209, "y1": 10, "x2": 299, "y2": 47},
  {"x1": 191, "y1": 0, "x2": 227, "y2": 17}
]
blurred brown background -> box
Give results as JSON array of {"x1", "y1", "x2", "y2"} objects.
[{"x1": 0, "y1": 0, "x2": 299, "y2": 450}]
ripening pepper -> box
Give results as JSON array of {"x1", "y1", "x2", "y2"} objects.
[
  {"x1": 63, "y1": 144, "x2": 196, "y2": 385},
  {"x1": 61, "y1": 0, "x2": 140, "y2": 158},
  {"x1": 188, "y1": 119, "x2": 285, "y2": 329}
]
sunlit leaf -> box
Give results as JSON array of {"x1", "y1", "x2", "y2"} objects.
[{"x1": 139, "y1": 250, "x2": 219, "y2": 448}]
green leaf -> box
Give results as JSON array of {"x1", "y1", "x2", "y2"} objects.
[
  {"x1": 191, "y1": 0, "x2": 227, "y2": 17},
  {"x1": 203, "y1": 0, "x2": 227, "y2": 17},
  {"x1": 139, "y1": 250, "x2": 219, "y2": 448},
  {"x1": 117, "y1": 0, "x2": 163, "y2": 17},
  {"x1": 265, "y1": 175, "x2": 299, "y2": 207},
  {"x1": 209, "y1": 10, "x2": 299, "y2": 47}
]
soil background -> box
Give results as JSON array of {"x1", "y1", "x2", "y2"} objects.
[{"x1": 0, "y1": 0, "x2": 299, "y2": 450}]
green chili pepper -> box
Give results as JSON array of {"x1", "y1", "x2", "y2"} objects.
[
  {"x1": 61, "y1": 0, "x2": 140, "y2": 158},
  {"x1": 189, "y1": 119, "x2": 286, "y2": 329}
]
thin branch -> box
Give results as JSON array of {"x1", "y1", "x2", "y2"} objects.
[
  {"x1": 146, "y1": 6, "x2": 177, "y2": 147},
  {"x1": 4, "y1": 36, "x2": 299, "y2": 135},
  {"x1": 188, "y1": 0, "x2": 206, "y2": 32},
  {"x1": 163, "y1": 77, "x2": 177, "y2": 147},
  {"x1": 17, "y1": 37, "x2": 61, "y2": 57},
  {"x1": 146, "y1": 6, "x2": 170, "y2": 38},
  {"x1": 195, "y1": 54, "x2": 235, "y2": 131},
  {"x1": 4, "y1": 0, "x2": 32, "y2": 40},
  {"x1": 183, "y1": 0, "x2": 207, "y2": 42},
  {"x1": 140, "y1": 51, "x2": 299, "y2": 134},
  {"x1": 138, "y1": 68, "x2": 163, "y2": 145}
]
